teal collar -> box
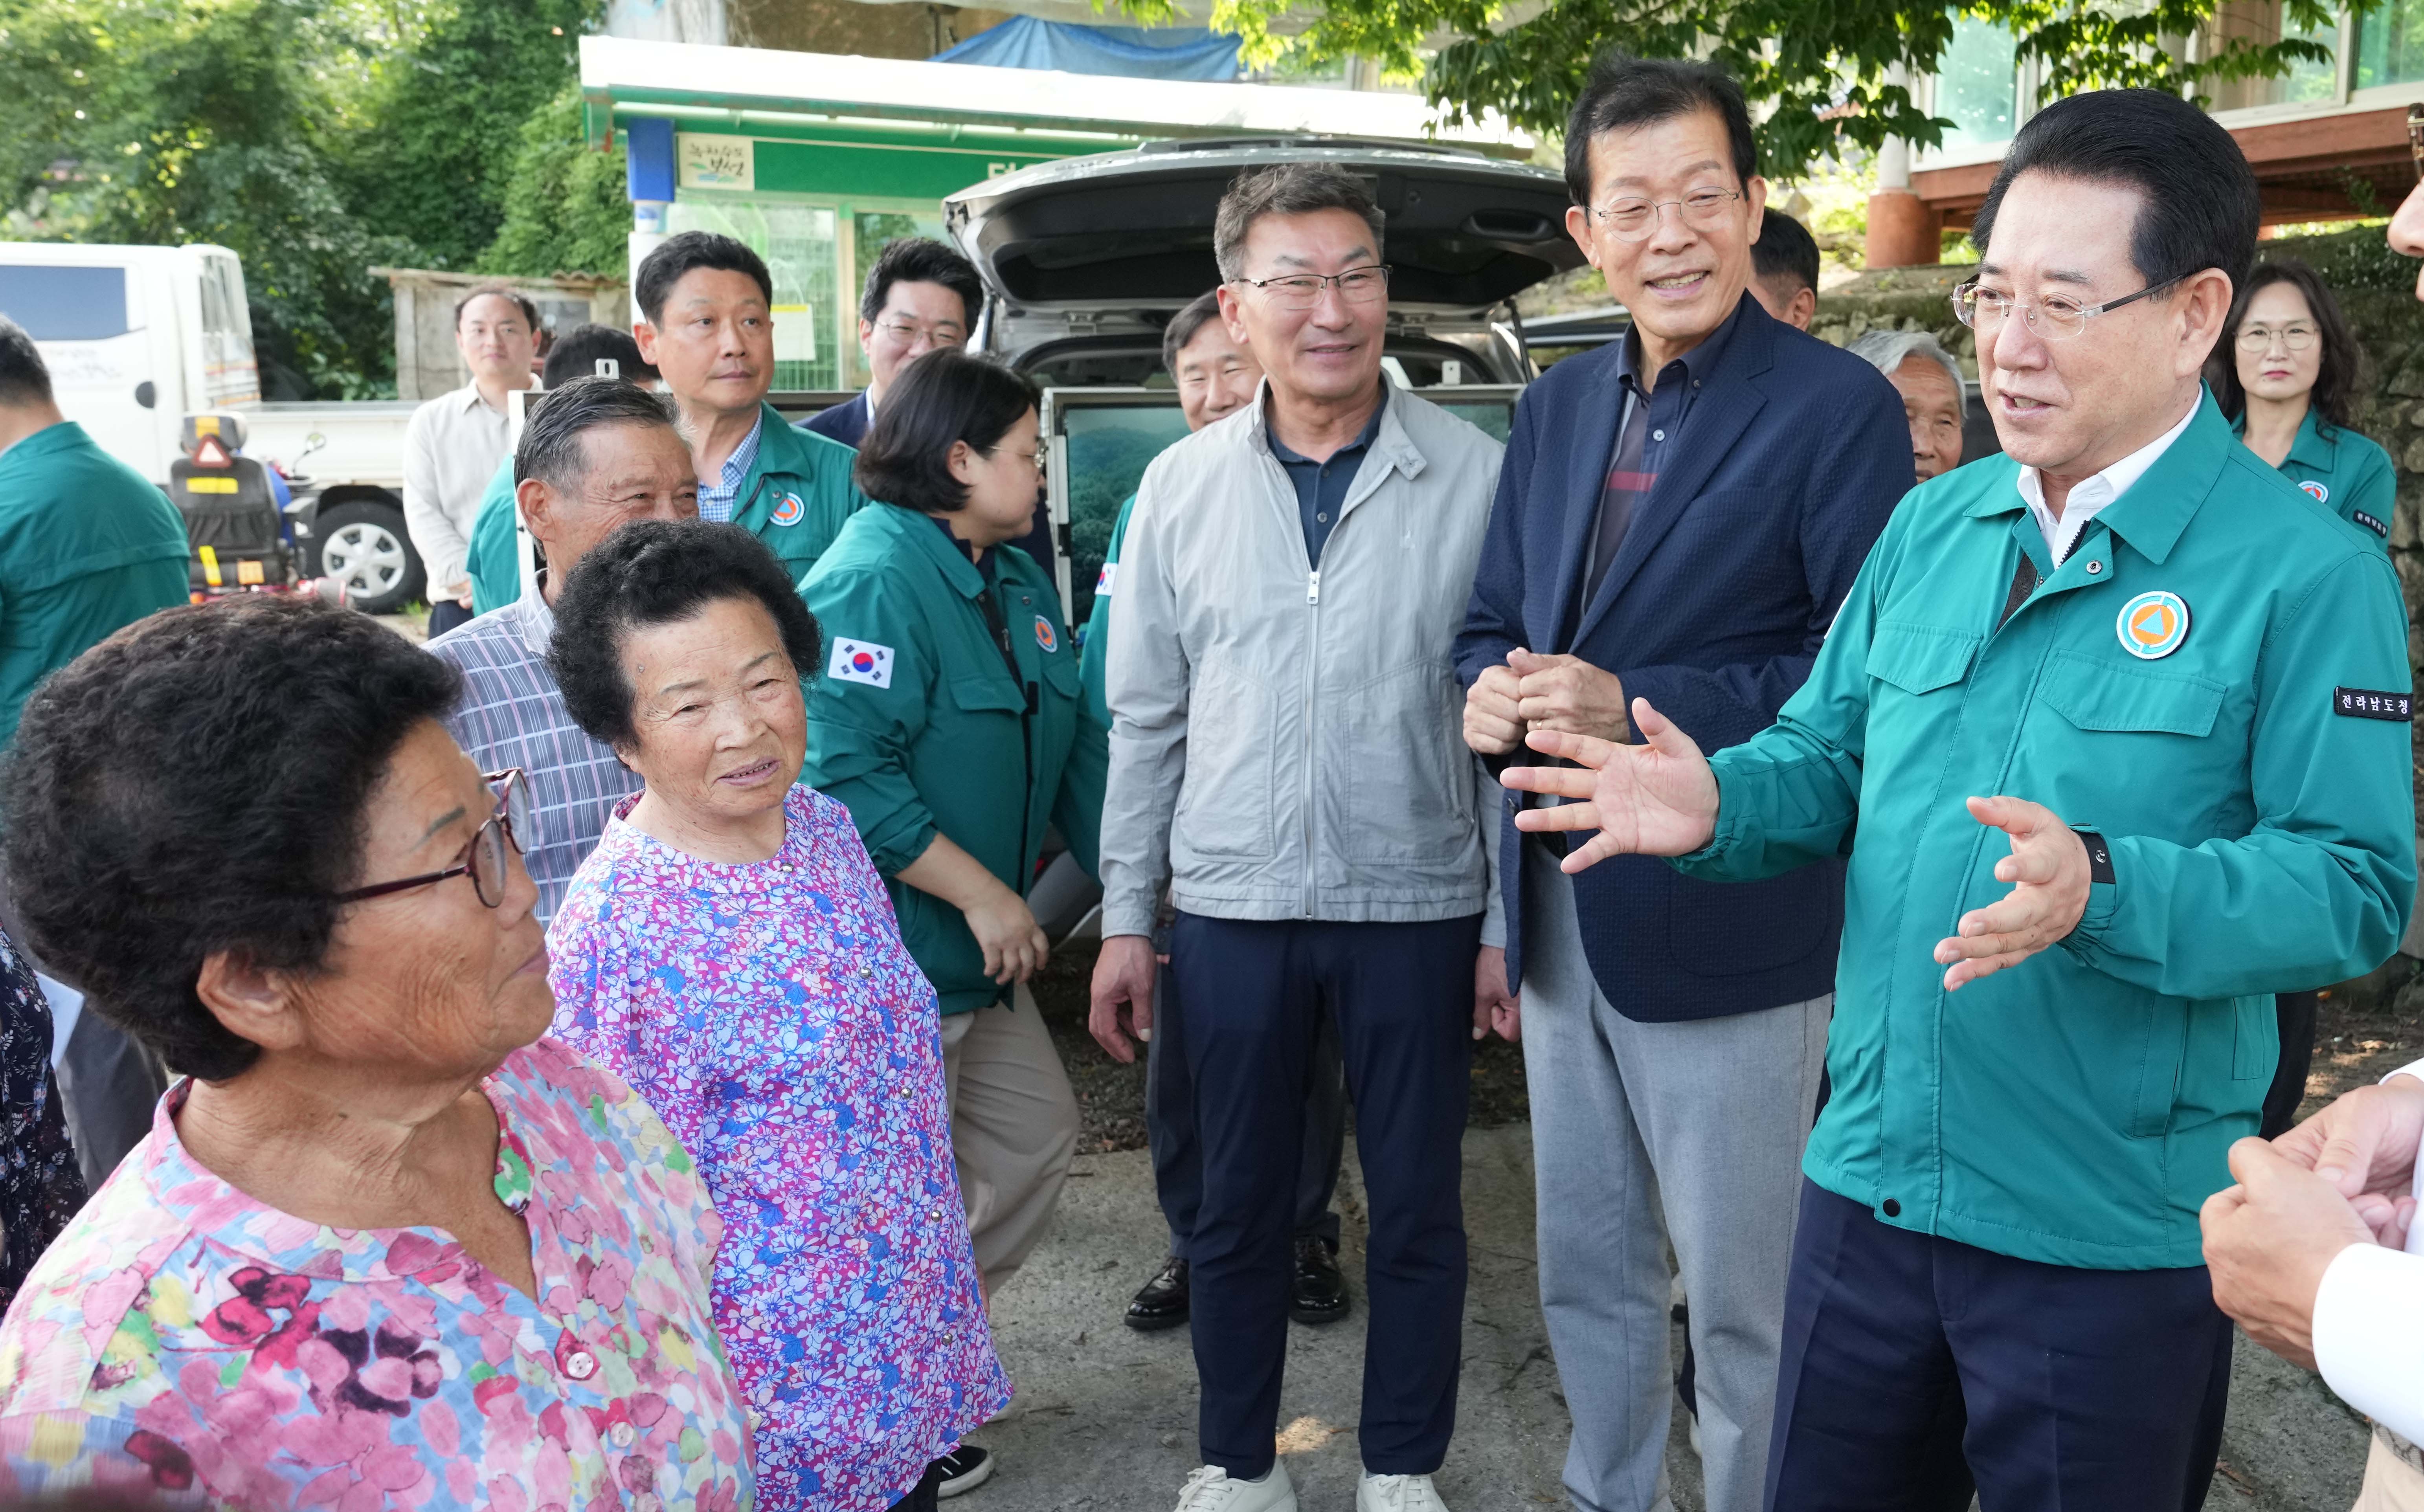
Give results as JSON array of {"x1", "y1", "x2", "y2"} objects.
[
  {"x1": 2230, "y1": 403, "x2": 2336, "y2": 475},
  {"x1": 0, "y1": 420, "x2": 88, "y2": 469},
  {"x1": 2283, "y1": 406, "x2": 2339, "y2": 474},
  {"x1": 867, "y1": 500, "x2": 988, "y2": 600}
]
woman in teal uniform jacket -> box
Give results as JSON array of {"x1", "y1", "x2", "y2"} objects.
[
  {"x1": 2213, "y1": 256, "x2": 2401, "y2": 1141},
  {"x1": 2216, "y1": 258, "x2": 2396, "y2": 548},
  {"x1": 800, "y1": 351, "x2": 1104, "y2": 1330}
]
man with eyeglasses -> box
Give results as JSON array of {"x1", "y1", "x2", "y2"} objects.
[
  {"x1": 1503, "y1": 87, "x2": 2415, "y2": 1509},
  {"x1": 801, "y1": 237, "x2": 982, "y2": 450},
  {"x1": 1454, "y1": 54, "x2": 1910, "y2": 1512},
  {"x1": 1090, "y1": 163, "x2": 1507, "y2": 1512}
]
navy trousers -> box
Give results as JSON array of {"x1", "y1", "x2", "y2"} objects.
[
  {"x1": 1170, "y1": 911, "x2": 1481, "y2": 1481},
  {"x1": 1147, "y1": 954, "x2": 1346, "y2": 1258},
  {"x1": 1767, "y1": 1180, "x2": 2231, "y2": 1512}
]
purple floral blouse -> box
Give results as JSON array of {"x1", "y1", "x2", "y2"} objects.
[
  {"x1": 546, "y1": 785, "x2": 1008, "y2": 1512},
  {"x1": 0, "y1": 1038, "x2": 754, "y2": 1510}
]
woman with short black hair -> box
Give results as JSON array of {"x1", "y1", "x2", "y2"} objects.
[
  {"x1": 0, "y1": 595, "x2": 753, "y2": 1507},
  {"x1": 544, "y1": 517, "x2": 1008, "y2": 1512},
  {"x1": 801, "y1": 352, "x2": 1103, "y2": 1487}
]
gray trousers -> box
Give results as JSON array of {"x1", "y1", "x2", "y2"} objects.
[{"x1": 1521, "y1": 845, "x2": 1827, "y2": 1512}]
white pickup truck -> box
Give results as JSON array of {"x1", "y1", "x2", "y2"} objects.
[{"x1": 0, "y1": 242, "x2": 427, "y2": 612}]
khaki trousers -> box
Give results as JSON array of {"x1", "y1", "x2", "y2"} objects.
[
  {"x1": 2358, "y1": 1430, "x2": 2424, "y2": 1512},
  {"x1": 938, "y1": 985, "x2": 1080, "y2": 1294}
]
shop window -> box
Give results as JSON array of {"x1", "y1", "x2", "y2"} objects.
[
  {"x1": 1935, "y1": 16, "x2": 2020, "y2": 150},
  {"x1": 2359, "y1": 0, "x2": 2424, "y2": 86},
  {"x1": 2210, "y1": 0, "x2": 2340, "y2": 108}
]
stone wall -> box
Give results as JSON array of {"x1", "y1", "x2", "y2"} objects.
[{"x1": 1813, "y1": 228, "x2": 2424, "y2": 740}]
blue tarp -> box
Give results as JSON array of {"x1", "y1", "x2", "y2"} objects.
[{"x1": 932, "y1": 16, "x2": 1241, "y2": 81}]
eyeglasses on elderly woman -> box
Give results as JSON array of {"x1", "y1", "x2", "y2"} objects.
[{"x1": 333, "y1": 768, "x2": 532, "y2": 908}]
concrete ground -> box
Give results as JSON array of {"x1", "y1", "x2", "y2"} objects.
[{"x1": 968, "y1": 1127, "x2": 2373, "y2": 1512}]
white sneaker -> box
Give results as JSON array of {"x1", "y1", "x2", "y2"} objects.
[
  {"x1": 1357, "y1": 1470, "x2": 1450, "y2": 1511},
  {"x1": 1173, "y1": 1461, "x2": 1298, "y2": 1512}
]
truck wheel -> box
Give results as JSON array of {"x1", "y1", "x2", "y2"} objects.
[{"x1": 309, "y1": 501, "x2": 424, "y2": 616}]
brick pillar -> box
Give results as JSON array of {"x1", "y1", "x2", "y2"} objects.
[{"x1": 1865, "y1": 189, "x2": 1943, "y2": 270}]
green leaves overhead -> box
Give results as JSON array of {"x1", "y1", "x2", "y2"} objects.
[
  {"x1": 1187, "y1": 0, "x2": 2360, "y2": 180},
  {"x1": 0, "y1": 0, "x2": 605, "y2": 397}
]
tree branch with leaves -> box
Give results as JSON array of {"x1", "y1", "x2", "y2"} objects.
[{"x1": 1153, "y1": 0, "x2": 2353, "y2": 180}]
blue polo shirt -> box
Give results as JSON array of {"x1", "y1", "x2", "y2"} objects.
[{"x1": 1267, "y1": 386, "x2": 1387, "y2": 564}]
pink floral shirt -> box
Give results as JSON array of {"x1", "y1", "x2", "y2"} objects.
[
  {"x1": 0, "y1": 1039, "x2": 753, "y2": 1511},
  {"x1": 547, "y1": 785, "x2": 1008, "y2": 1512}
]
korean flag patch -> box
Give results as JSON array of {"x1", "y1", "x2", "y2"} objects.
[{"x1": 828, "y1": 638, "x2": 895, "y2": 689}]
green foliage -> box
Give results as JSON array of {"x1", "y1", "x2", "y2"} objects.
[
  {"x1": 341, "y1": 0, "x2": 598, "y2": 272},
  {"x1": 1171, "y1": 0, "x2": 2362, "y2": 182},
  {"x1": 0, "y1": 0, "x2": 605, "y2": 395},
  {"x1": 2267, "y1": 222, "x2": 2418, "y2": 295},
  {"x1": 0, "y1": 0, "x2": 411, "y2": 396},
  {"x1": 479, "y1": 82, "x2": 631, "y2": 279}
]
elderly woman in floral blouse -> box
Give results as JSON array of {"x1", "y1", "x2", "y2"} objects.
[
  {"x1": 544, "y1": 518, "x2": 1007, "y2": 1512},
  {"x1": 0, "y1": 597, "x2": 752, "y2": 1508}
]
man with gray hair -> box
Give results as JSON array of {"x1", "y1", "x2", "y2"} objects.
[
  {"x1": 1848, "y1": 328, "x2": 1969, "y2": 482},
  {"x1": 426, "y1": 376, "x2": 700, "y2": 922},
  {"x1": 1089, "y1": 165, "x2": 1507, "y2": 1512}
]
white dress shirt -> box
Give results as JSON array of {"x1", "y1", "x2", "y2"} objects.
[
  {"x1": 402, "y1": 383, "x2": 517, "y2": 602},
  {"x1": 2312, "y1": 1057, "x2": 2424, "y2": 1448},
  {"x1": 2014, "y1": 398, "x2": 2200, "y2": 563}
]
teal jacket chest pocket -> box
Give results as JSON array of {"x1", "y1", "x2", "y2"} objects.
[
  {"x1": 949, "y1": 673, "x2": 1028, "y2": 717},
  {"x1": 2023, "y1": 649, "x2": 2231, "y2": 839},
  {"x1": 1866, "y1": 622, "x2": 1981, "y2": 696}
]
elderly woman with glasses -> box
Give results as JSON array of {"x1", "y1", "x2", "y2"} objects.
[
  {"x1": 0, "y1": 597, "x2": 752, "y2": 1508},
  {"x1": 798, "y1": 351, "x2": 1103, "y2": 1341},
  {"x1": 542, "y1": 518, "x2": 1008, "y2": 1512}
]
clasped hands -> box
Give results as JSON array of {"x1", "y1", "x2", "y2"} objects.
[
  {"x1": 2203, "y1": 1076, "x2": 2424, "y2": 1371},
  {"x1": 1466, "y1": 670, "x2": 2093, "y2": 992}
]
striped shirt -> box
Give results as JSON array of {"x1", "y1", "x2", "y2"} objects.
[
  {"x1": 697, "y1": 413, "x2": 764, "y2": 524},
  {"x1": 426, "y1": 593, "x2": 642, "y2": 923}
]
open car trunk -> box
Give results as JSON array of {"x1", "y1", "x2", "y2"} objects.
[{"x1": 945, "y1": 136, "x2": 1585, "y2": 383}]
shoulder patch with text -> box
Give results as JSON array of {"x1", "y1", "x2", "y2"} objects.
[
  {"x1": 828, "y1": 639, "x2": 895, "y2": 688},
  {"x1": 2353, "y1": 508, "x2": 2389, "y2": 539},
  {"x1": 2334, "y1": 687, "x2": 2413, "y2": 721}
]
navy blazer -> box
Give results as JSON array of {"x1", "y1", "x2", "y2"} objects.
[
  {"x1": 799, "y1": 391, "x2": 872, "y2": 448},
  {"x1": 1456, "y1": 294, "x2": 1913, "y2": 1021}
]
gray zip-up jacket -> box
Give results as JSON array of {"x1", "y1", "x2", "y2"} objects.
[{"x1": 1098, "y1": 382, "x2": 1505, "y2": 938}]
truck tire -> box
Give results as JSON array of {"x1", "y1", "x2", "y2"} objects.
[{"x1": 308, "y1": 500, "x2": 424, "y2": 616}]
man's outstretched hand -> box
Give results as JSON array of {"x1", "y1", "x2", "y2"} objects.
[
  {"x1": 1498, "y1": 698, "x2": 1719, "y2": 872},
  {"x1": 1932, "y1": 796, "x2": 2090, "y2": 991}
]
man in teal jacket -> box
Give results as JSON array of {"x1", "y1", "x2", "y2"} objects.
[
  {"x1": 632, "y1": 232, "x2": 865, "y2": 585},
  {"x1": 0, "y1": 318, "x2": 190, "y2": 744},
  {"x1": 1505, "y1": 90, "x2": 2415, "y2": 1508}
]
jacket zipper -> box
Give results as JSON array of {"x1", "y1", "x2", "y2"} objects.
[{"x1": 974, "y1": 570, "x2": 1037, "y2": 952}]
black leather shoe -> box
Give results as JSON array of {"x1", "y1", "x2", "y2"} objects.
[
  {"x1": 1125, "y1": 1255, "x2": 1190, "y2": 1331},
  {"x1": 1290, "y1": 1236, "x2": 1350, "y2": 1325}
]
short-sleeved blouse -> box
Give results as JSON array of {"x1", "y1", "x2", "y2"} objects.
[
  {"x1": 0, "y1": 1037, "x2": 754, "y2": 1510},
  {"x1": 546, "y1": 784, "x2": 1007, "y2": 1512}
]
